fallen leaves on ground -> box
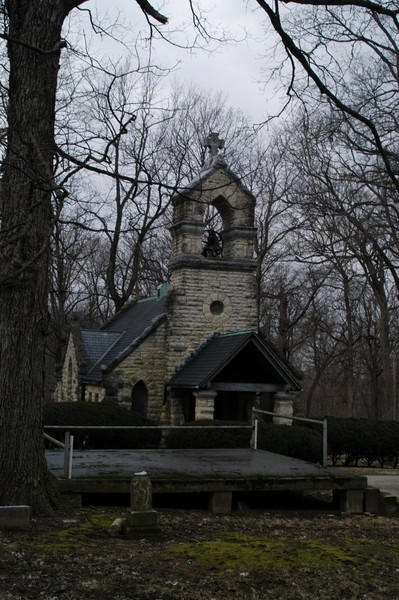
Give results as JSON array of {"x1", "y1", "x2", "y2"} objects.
[{"x1": 1, "y1": 504, "x2": 399, "y2": 600}]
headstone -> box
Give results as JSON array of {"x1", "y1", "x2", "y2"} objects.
[
  {"x1": 0, "y1": 506, "x2": 31, "y2": 530},
  {"x1": 125, "y1": 472, "x2": 160, "y2": 539}
]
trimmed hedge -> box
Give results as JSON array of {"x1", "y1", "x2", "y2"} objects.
[
  {"x1": 44, "y1": 402, "x2": 161, "y2": 449},
  {"x1": 257, "y1": 422, "x2": 324, "y2": 463},
  {"x1": 163, "y1": 420, "x2": 323, "y2": 462},
  {"x1": 325, "y1": 417, "x2": 399, "y2": 467},
  {"x1": 163, "y1": 420, "x2": 252, "y2": 449}
]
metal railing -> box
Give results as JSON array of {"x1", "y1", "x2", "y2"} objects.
[
  {"x1": 251, "y1": 408, "x2": 328, "y2": 467},
  {"x1": 44, "y1": 424, "x2": 253, "y2": 479},
  {"x1": 44, "y1": 414, "x2": 328, "y2": 480}
]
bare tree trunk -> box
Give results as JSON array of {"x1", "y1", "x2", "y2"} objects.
[
  {"x1": 0, "y1": 0, "x2": 68, "y2": 513},
  {"x1": 342, "y1": 274, "x2": 355, "y2": 416},
  {"x1": 378, "y1": 295, "x2": 392, "y2": 420}
]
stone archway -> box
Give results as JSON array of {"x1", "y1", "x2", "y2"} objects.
[{"x1": 131, "y1": 380, "x2": 148, "y2": 417}]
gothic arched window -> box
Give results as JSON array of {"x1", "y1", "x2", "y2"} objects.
[{"x1": 131, "y1": 380, "x2": 148, "y2": 417}]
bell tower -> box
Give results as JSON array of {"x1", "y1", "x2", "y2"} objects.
[{"x1": 166, "y1": 133, "x2": 258, "y2": 377}]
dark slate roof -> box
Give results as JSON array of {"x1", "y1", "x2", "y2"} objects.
[
  {"x1": 81, "y1": 293, "x2": 167, "y2": 384},
  {"x1": 80, "y1": 331, "x2": 121, "y2": 367},
  {"x1": 168, "y1": 330, "x2": 302, "y2": 391}
]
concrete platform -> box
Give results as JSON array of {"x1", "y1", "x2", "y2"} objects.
[
  {"x1": 46, "y1": 448, "x2": 367, "y2": 512},
  {"x1": 367, "y1": 475, "x2": 399, "y2": 496}
]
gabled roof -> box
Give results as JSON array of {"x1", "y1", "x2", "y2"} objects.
[
  {"x1": 172, "y1": 159, "x2": 256, "y2": 204},
  {"x1": 79, "y1": 293, "x2": 167, "y2": 384},
  {"x1": 168, "y1": 330, "x2": 302, "y2": 391}
]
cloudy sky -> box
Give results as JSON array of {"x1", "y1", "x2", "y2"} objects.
[{"x1": 87, "y1": 1, "x2": 280, "y2": 123}]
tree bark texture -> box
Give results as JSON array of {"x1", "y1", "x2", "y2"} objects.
[{"x1": 0, "y1": 1, "x2": 72, "y2": 513}]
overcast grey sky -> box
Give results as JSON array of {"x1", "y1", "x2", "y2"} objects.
[{"x1": 89, "y1": 1, "x2": 277, "y2": 123}]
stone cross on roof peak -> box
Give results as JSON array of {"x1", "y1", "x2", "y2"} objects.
[
  {"x1": 201, "y1": 132, "x2": 226, "y2": 171},
  {"x1": 203, "y1": 132, "x2": 225, "y2": 157}
]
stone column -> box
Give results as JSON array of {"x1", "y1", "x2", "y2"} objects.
[
  {"x1": 169, "y1": 393, "x2": 185, "y2": 425},
  {"x1": 194, "y1": 390, "x2": 217, "y2": 420},
  {"x1": 273, "y1": 392, "x2": 294, "y2": 426}
]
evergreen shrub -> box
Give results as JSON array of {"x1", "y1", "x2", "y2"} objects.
[
  {"x1": 326, "y1": 417, "x2": 399, "y2": 467},
  {"x1": 163, "y1": 420, "x2": 251, "y2": 449},
  {"x1": 257, "y1": 422, "x2": 323, "y2": 463},
  {"x1": 44, "y1": 402, "x2": 161, "y2": 449}
]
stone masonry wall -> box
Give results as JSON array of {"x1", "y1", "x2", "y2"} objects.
[
  {"x1": 104, "y1": 322, "x2": 167, "y2": 421},
  {"x1": 166, "y1": 265, "x2": 258, "y2": 377}
]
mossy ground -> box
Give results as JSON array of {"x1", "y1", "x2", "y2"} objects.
[
  {"x1": 26, "y1": 513, "x2": 113, "y2": 553},
  {"x1": 1, "y1": 508, "x2": 399, "y2": 599},
  {"x1": 167, "y1": 532, "x2": 398, "y2": 572}
]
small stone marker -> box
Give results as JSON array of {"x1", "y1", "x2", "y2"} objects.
[
  {"x1": 125, "y1": 472, "x2": 160, "y2": 539},
  {"x1": 0, "y1": 506, "x2": 31, "y2": 530},
  {"x1": 130, "y1": 471, "x2": 152, "y2": 511}
]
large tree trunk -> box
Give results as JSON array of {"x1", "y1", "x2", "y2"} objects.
[{"x1": 0, "y1": 1, "x2": 70, "y2": 513}]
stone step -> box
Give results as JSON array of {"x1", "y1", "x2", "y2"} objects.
[
  {"x1": 364, "y1": 486, "x2": 399, "y2": 516},
  {"x1": 380, "y1": 492, "x2": 399, "y2": 516}
]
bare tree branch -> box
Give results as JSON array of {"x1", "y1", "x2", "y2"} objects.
[
  {"x1": 278, "y1": 0, "x2": 399, "y2": 17},
  {"x1": 135, "y1": 0, "x2": 168, "y2": 24}
]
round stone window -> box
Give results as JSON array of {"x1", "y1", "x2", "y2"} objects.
[
  {"x1": 210, "y1": 300, "x2": 224, "y2": 316},
  {"x1": 202, "y1": 294, "x2": 231, "y2": 322}
]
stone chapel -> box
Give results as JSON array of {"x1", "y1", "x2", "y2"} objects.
[{"x1": 56, "y1": 133, "x2": 301, "y2": 423}]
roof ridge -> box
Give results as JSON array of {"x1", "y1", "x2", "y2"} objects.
[
  {"x1": 257, "y1": 331, "x2": 303, "y2": 381},
  {"x1": 219, "y1": 328, "x2": 255, "y2": 337},
  {"x1": 101, "y1": 313, "x2": 166, "y2": 374},
  {"x1": 85, "y1": 331, "x2": 125, "y2": 376},
  {"x1": 101, "y1": 298, "x2": 138, "y2": 331}
]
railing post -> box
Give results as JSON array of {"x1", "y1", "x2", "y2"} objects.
[
  {"x1": 63, "y1": 432, "x2": 74, "y2": 479},
  {"x1": 250, "y1": 409, "x2": 259, "y2": 450},
  {"x1": 322, "y1": 418, "x2": 328, "y2": 467},
  {"x1": 68, "y1": 435, "x2": 74, "y2": 479},
  {"x1": 63, "y1": 431, "x2": 70, "y2": 478}
]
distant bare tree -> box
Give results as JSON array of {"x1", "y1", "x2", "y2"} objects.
[{"x1": 255, "y1": 0, "x2": 399, "y2": 197}]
